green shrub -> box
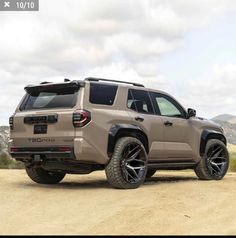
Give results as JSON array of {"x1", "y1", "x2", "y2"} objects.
[
  {"x1": 0, "y1": 152, "x2": 11, "y2": 168},
  {"x1": 0, "y1": 152, "x2": 24, "y2": 169},
  {"x1": 229, "y1": 154, "x2": 236, "y2": 172}
]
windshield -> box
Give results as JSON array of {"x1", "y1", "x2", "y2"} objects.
[{"x1": 20, "y1": 85, "x2": 79, "y2": 111}]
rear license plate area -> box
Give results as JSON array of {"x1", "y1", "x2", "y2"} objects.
[{"x1": 34, "y1": 125, "x2": 47, "y2": 134}]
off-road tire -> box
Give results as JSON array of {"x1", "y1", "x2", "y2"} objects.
[
  {"x1": 194, "y1": 139, "x2": 229, "y2": 180},
  {"x1": 25, "y1": 166, "x2": 66, "y2": 184},
  {"x1": 105, "y1": 137, "x2": 148, "y2": 189},
  {"x1": 146, "y1": 169, "x2": 157, "y2": 178}
]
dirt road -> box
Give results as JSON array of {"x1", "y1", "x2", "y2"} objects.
[{"x1": 0, "y1": 170, "x2": 236, "y2": 235}]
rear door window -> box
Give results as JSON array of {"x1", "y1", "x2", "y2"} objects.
[
  {"x1": 89, "y1": 83, "x2": 118, "y2": 106},
  {"x1": 127, "y1": 89, "x2": 154, "y2": 114}
]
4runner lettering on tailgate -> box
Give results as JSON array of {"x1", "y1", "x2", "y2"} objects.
[{"x1": 28, "y1": 138, "x2": 56, "y2": 143}]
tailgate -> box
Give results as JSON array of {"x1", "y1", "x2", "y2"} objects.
[
  {"x1": 10, "y1": 82, "x2": 82, "y2": 148},
  {"x1": 11, "y1": 109, "x2": 75, "y2": 147}
]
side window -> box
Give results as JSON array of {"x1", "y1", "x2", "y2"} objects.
[
  {"x1": 127, "y1": 89, "x2": 154, "y2": 114},
  {"x1": 89, "y1": 83, "x2": 118, "y2": 106},
  {"x1": 127, "y1": 90, "x2": 134, "y2": 109},
  {"x1": 150, "y1": 92, "x2": 186, "y2": 118}
]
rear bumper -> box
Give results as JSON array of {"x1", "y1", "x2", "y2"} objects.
[
  {"x1": 9, "y1": 147, "x2": 75, "y2": 160},
  {"x1": 8, "y1": 137, "x2": 109, "y2": 164}
]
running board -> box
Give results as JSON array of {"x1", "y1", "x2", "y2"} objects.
[{"x1": 147, "y1": 161, "x2": 196, "y2": 170}]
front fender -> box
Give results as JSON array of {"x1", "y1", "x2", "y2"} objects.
[{"x1": 200, "y1": 129, "x2": 227, "y2": 156}]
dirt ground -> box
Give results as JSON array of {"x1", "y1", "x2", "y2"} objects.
[{"x1": 0, "y1": 170, "x2": 236, "y2": 235}]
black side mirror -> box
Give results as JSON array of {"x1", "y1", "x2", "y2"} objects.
[{"x1": 187, "y1": 108, "x2": 196, "y2": 118}]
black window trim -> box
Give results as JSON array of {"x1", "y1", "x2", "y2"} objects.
[
  {"x1": 149, "y1": 91, "x2": 187, "y2": 119},
  {"x1": 127, "y1": 88, "x2": 155, "y2": 115},
  {"x1": 127, "y1": 89, "x2": 137, "y2": 111}
]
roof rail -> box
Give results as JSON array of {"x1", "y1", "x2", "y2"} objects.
[{"x1": 85, "y1": 77, "x2": 145, "y2": 87}]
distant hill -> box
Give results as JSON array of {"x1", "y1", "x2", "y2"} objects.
[
  {"x1": 211, "y1": 120, "x2": 236, "y2": 145},
  {"x1": 0, "y1": 126, "x2": 9, "y2": 153},
  {"x1": 211, "y1": 115, "x2": 236, "y2": 141},
  {"x1": 228, "y1": 118, "x2": 236, "y2": 124},
  {"x1": 0, "y1": 126, "x2": 24, "y2": 169},
  {"x1": 212, "y1": 114, "x2": 236, "y2": 123}
]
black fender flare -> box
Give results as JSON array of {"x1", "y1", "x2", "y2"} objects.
[
  {"x1": 200, "y1": 129, "x2": 227, "y2": 156},
  {"x1": 107, "y1": 124, "x2": 149, "y2": 157}
]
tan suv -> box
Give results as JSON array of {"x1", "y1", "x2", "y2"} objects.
[{"x1": 9, "y1": 77, "x2": 229, "y2": 189}]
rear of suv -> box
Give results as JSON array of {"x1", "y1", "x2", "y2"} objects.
[{"x1": 9, "y1": 77, "x2": 229, "y2": 189}]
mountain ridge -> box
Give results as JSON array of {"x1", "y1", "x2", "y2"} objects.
[
  {"x1": 212, "y1": 114, "x2": 236, "y2": 124},
  {"x1": 212, "y1": 114, "x2": 236, "y2": 122}
]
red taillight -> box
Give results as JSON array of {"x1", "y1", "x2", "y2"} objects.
[
  {"x1": 58, "y1": 147, "x2": 71, "y2": 152},
  {"x1": 73, "y1": 109, "x2": 91, "y2": 127},
  {"x1": 10, "y1": 147, "x2": 18, "y2": 153},
  {"x1": 9, "y1": 116, "x2": 14, "y2": 130}
]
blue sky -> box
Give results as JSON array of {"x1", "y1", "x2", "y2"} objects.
[{"x1": 0, "y1": 0, "x2": 236, "y2": 125}]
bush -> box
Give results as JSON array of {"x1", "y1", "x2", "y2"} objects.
[
  {"x1": 0, "y1": 152, "x2": 24, "y2": 169},
  {"x1": 229, "y1": 154, "x2": 236, "y2": 172}
]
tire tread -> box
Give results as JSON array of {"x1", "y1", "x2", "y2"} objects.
[
  {"x1": 105, "y1": 137, "x2": 147, "y2": 189},
  {"x1": 25, "y1": 167, "x2": 65, "y2": 184}
]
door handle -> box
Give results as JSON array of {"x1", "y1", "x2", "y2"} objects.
[
  {"x1": 164, "y1": 121, "x2": 173, "y2": 126},
  {"x1": 135, "y1": 116, "x2": 144, "y2": 122}
]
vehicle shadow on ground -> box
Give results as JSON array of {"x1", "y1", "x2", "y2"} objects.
[
  {"x1": 19, "y1": 174, "x2": 198, "y2": 190},
  {"x1": 20, "y1": 179, "x2": 110, "y2": 190},
  {"x1": 144, "y1": 175, "x2": 197, "y2": 186}
]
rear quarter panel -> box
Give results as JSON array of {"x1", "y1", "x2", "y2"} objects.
[{"x1": 76, "y1": 84, "x2": 133, "y2": 164}]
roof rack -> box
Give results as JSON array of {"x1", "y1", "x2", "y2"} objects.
[
  {"x1": 40, "y1": 81, "x2": 52, "y2": 85},
  {"x1": 85, "y1": 77, "x2": 145, "y2": 87}
]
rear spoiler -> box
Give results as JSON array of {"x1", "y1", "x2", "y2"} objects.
[{"x1": 24, "y1": 80, "x2": 85, "y2": 92}]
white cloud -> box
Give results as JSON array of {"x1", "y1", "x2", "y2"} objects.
[
  {"x1": 175, "y1": 64, "x2": 236, "y2": 118},
  {"x1": 86, "y1": 62, "x2": 167, "y2": 88}
]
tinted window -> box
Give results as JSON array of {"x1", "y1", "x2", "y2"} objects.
[
  {"x1": 128, "y1": 89, "x2": 154, "y2": 114},
  {"x1": 21, "y1": 86, "x2": 78, "y2": 111},
  {"x1": 127, "y1": 90, "x2": 134, "y2": 108},
  {"x1": 150, "y1": 92, "x2": 185, "y2": 118},
  {"x1": 89, "y1": 83, "x2": 118, "y2": 106}
]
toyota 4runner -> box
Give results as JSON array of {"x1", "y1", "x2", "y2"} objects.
[{"x1": 9, "y1": 77, "x2": 229, "y2": 189}]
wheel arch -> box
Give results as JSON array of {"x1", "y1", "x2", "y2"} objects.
[
  {"x1": 107, "y1": 124, "x2": 149, "y2": 157},
  {"x1": 200, "y1": 129, "x2": 227, "y2": 156}
]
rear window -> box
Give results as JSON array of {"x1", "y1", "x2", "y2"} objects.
[
  {"x1": 20, "y1": 85, "x2": 79, "y2": 111},
  {"x1": 89, "y1": 83, "x2": 118, "y2": 106}
]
